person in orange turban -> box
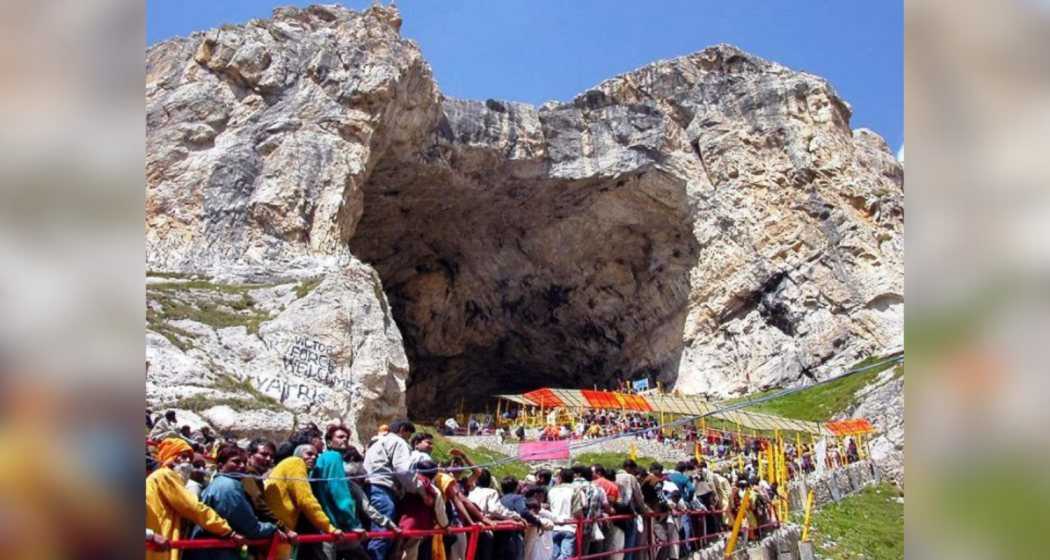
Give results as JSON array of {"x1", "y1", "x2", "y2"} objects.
[
  {"x1": 146, "y1": 438, "x2": 242, "y2": 560},
  {"x1": 155, "y1": 438, "x2": 192, "y2": 466}
]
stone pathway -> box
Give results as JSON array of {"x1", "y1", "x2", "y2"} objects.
[{"x1": 447, "y1": 432, "x2": 695, "y2": 464}]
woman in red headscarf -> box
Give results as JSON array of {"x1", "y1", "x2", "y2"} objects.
[{"x1": 146, "y1": 437, "x2": 243, "y2": 560}]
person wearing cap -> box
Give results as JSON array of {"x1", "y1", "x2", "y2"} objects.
[{"x1": 146, "y1": 438, "x2": 242, "y2": 560}]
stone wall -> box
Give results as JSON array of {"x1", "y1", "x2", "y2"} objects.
[
  {"x1": 694, "y1": 525, "x2": 801, "y2": 560},
  {"x1": 787, "y1": 459, "x2": 880, "y2": 510}
]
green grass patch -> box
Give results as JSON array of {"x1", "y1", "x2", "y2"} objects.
[
  {"x1": 149, "y1": 279, "x2": 276, "y2": 294},
  {"x1": 174, "y1": 374, "x2": 286, "y2": 413},
  {"x1": 420, "y1": 432, "x2": 663, "y2": 481},
  {"x1": 295, "y1": 276, "x2": 324, "y2": 299},
  {"x1": 213, "y1": 373, "x2": 285, "y2": 411},
  {"x1": 174, "y1": 394, "x2": 267, "y2": 413},
  {"x1": 804, "y1": 482, "x2": 903, "y2": 560},
  {"x1": 730, "y1": 355, "x2": 902, "y2": 422},
  {"x1": 147, "y1": 270, "x2": 195, "y2": 279},
  {"x1": 423, "y1": 430, "x2": 530, "y2": 479},
  {"x1": 150, "y1": 322, "x2": 198, "y2": 352},
  {"x1": 147, "y1": 285, "x2": 272, "y2": 335},
  {"x1": 573, "y1": 451, "x2": 661, "y2": 471}
]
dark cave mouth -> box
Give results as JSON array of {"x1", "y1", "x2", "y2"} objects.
[{"x1": 348, "y1": 158, "x2": 700, "y2": 419}]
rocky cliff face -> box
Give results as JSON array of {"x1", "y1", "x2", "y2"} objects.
[{"x1": 146, "y1": 5, "x2": 902, "y2": 441}]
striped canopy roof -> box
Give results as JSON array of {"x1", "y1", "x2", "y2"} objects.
[{"x1": 499, "y1": 387, "x2": 850, "y2": 436}]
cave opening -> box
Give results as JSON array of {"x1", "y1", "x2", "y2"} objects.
[{"x1": 348, "y1": 152, "x2": 700, "y2": 420}]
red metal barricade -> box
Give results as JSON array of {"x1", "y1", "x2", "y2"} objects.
[{"x1": 147, "y1": 508, "x2": 778, "y2": 559}]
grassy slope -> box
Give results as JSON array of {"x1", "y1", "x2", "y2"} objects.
[
  {"x1": 416, "y1": 354, "x2": 901, "y2": 476},
  {"x1": 420, "y1": 432, "x2": 663, "y2": 480},
  {"x1": 732, "y1": 356, "x2": 902, "y2": 422},
  {"x1": 734, "y1": 356, "x2": 904, "y2": 557},
  {"x1": 804, "y1": 483, "x2": 904, "y2": 560},
  {"x1": 423, "y1": 430, "x2": 530, "y2": 479},
  {"x1": 573, "y1": 451, "x2": 661, "y2": 471}
]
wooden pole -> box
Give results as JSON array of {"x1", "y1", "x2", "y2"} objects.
[
  {"x1": 766, "y1": 442, "x2": 775, "y2": 482},
  {"x1": 795, "y1": 432, "x2": 803, "y2": 476},
  {"x1": 779, "y1": 437, "x2": 789, "y2": 518},
  {"x1": 724, "y1": 490, "x2": 751, "y2": 558},
  {"x1": 801, "y1": 489, "x2": 815, "y2": 542}
]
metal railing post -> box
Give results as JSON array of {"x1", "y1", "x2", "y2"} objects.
[
  {"x1": 264, "y1": 532, "x2": 282, "y2": 560},
  {"x1": 151, "y1": 508, "x2": 750, "y2": 560},
  {"x1": 465, "y1": 525, "x2": 481, "y2": 560},
  {"x1": 645, "y1": 514, "x2": 655, "y2": 560},
  {"x1": 575, "y1": 518, "x2": 585, "y2": 559}
]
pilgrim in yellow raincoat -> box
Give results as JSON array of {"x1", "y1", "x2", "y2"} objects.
[
  {"x1": 146, "y1": 439, "x2": 232, "y2": 560},
  {"x1": 264, "y1": 455, "x2": 335, "y2": 559}
]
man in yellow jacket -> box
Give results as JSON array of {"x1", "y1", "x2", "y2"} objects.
[
  {"x1": 264, "y1": 444, "x2": 344, "y2": 559},
  {"x1": 146, "y1": 438, "x2": 243, "y2": 560}
]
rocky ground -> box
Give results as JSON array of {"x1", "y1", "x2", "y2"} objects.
[
  {"x1": 145, "y1": 4, "x2": 903, "y2": 457},
  {"x1": 845, "y1": 368, "x2": 904, "y2": 486},
  {"x1": 146, "y1": 260, "x2": 407, "y2": 443}
]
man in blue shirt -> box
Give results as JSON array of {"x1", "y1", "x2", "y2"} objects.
[
  {"x1": 312, "y1": 425, "x2": 365, "y2": 560},
  {"x1": 186, "y1": 445, "x2": 287, "y2": 560}
]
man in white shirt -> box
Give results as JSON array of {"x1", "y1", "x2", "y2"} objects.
[
  {"x1": 408, "y1": 432, "x2": 434, "y2": 469},
  {"x1": 614, "y1": 460, "x2": 649, "y2": 560},
  {"x1": 466, "y1": 469, "x2": 522, "y2": 560},
  {"x1": 547, "y1": 468, "x2": 584, "y2": 560},
  {"x1": 445, "y1": 417, "x2": 460, "y2": 435},
  {"x1": 467, "y1": 469, "x2": 522, "y2": 521}
]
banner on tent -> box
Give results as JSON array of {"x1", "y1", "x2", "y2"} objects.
[{"x1": 518, "y1": 440, "x2": 570, "y2": 461}]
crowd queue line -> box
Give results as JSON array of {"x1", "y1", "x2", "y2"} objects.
[{"x1": 146, "y1": 411, "x2": 804, "y2": 560}]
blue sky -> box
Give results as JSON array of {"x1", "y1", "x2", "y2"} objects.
[{"x1": 148, "y1": 1, "x2": 902, "y2": 152}]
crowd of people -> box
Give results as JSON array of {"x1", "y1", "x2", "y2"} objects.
[
  {"x1": 454, "y1": 407, "x2": 864, "y2": 475},
  {"x1": 145, "y1": 409, "x2": 798, "y2": 560}
]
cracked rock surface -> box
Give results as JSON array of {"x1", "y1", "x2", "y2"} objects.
[{"x1": 146, "y1": 5, "x2": 902, "y2": 444}]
